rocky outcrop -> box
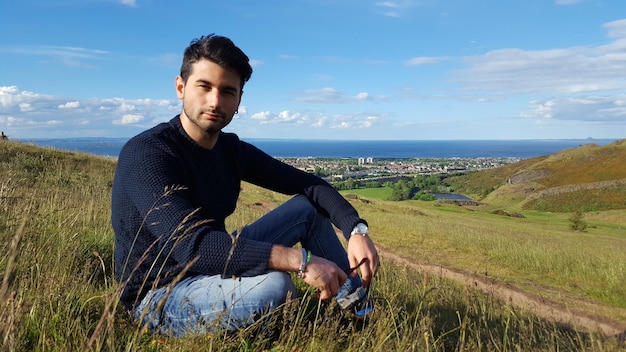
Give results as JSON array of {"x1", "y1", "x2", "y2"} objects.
[
  {"x1": 508, "y1": 169, "x2": 552, "y2": 184},
  {"x1": 525, "y1": 178, "x2": 626, "y2": 201}
]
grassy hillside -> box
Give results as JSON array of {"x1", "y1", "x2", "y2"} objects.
[
  {"x1": 1, "y1": 140, "x2": 624, "y2": 351},
  {"x1": 447, "y1": 139, "x2": 626, "y2": 212}
]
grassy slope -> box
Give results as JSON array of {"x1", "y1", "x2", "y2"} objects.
[
  {"x1": 1, "y1": 140, "x2": 624, "y2": 351},
  {"x1": 446, "y1": 139, "x2": 626, "y2": 213},
  {"x1": 345, "y1": 139, "x2": 626, "y2": 316}
]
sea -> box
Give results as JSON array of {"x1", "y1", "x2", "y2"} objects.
[{"x1": 16, "y1": 137, "x2": 620, "y2": 159}]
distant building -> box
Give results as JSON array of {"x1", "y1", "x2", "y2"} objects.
[{"x1": 358, "y1": 157, "x2": 374, "y2": 165}]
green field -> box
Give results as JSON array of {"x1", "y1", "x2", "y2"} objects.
[
  {"x1": 1, "y1": 140, "x2": 624, "y2": 351},
  {"x1": 342, "y1": 186, "x2": 394, "y2": 200}
]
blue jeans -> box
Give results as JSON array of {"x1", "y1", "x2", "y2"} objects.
[{"x1": 134, "y1": 195, "x2": 362, "y2": 336}]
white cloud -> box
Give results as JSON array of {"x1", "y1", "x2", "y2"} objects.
[
  {"x1": 0, "y1": 86, "x2": 39, "y2": 108},
  {"x1": 239, "y1": 109, "x2": 382, "y2": 132},
  {"x1": 277, "y1": 110, "x2": 300, "y2": 122},
  {"x1": 374, "y1": 0, "x2": 417, "y2": 17},
  {"x1": 326, "y1": 113, "x2": 383, "y2": 130},
  {"x1": 117, "y1": 101, "x2": 137, "y2": 113},
  {"x1": 299, "y1": 87, "x2": 341, "y2": 103},
  {"x1": 374, "y1": 1, "x2": 401, "y2": 17},
  {"x1": 115, "y1": 114, "x2": 144, "y2": 125},
  {"x1": 249, "y1": 59, "x2": 263, "y2": 67},
  {"x1": 0, "y1": 86, "x2": 19, "y2": 97},
  {"x1": 452, "y1": 21, "x2": 626, "y2": 96},
  {"x1": 436, "y1": 32, "x2": 626, "y2": 128},
  {"x1": 363, "y1": 116, "x2": 379, "y2": 127},
  {"x1": 310, "y1": 116, "x2": 327, "y2": 128},
  {"x1": 604, "y1": 19, "x2": 626, "y2": 39},
  {"x1": 251, "y1": 111, "x2": 271, "y2": 120},
  {"x1": 118, "y1": 0, "x2": 137, "y2": 7},
  {"x1": 58, "y1": 101, "x2": 80, "y2": 109},
  {"x1": 524, "y1": 100, "x2": 555, "y2": 119},
  {"x1": 4, "y1": 72, "x2": 616, "y2": 140},
  {"x1": 355, "y1": 92, "x2": 369, "y2": 101},
  {"x1": 248, "y1": 110, "x2": 305, "y2": 125},
  {"x1": 0, "y1": 46, "x2": 109, "y2": 68},
  {"x1": 0, "y1": 116, "x2": 24, "y2": 126},
  {"x1": 522, "y1": 94, "x2": 626, "y2": 121},
  {"x1": 0, "y1": 86, "x2": 180, "y2": 137},
  {"x1": 19, "y1": 103, "x2": 33, "y2": 112},
  {"x1": 333, "y1": 121, "x2": 351, "y2": 129},
  {"x1": 403, "y1": 56, "x2": 445, "y2": 66},
  {"x1": 296, "y1": 87, "x2": 382, "y2": 103}
]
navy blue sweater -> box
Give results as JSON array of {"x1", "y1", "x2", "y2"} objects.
[{"x1": 111, "y1": 116, "x2": 365, "y2": 310}]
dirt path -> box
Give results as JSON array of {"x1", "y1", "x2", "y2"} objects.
[{"x1": 376, "y1": 244, "x2": 626, "y2": 340}]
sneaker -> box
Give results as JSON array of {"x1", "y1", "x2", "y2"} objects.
[
  {"x1": 352, "y1": 297, "x2": 374, "y2": 319},
  {"x1": 336, "y1": 286, "x2": 374, "y2": 319}
]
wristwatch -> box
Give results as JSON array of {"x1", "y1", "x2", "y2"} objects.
[{"x1": 350, "y1": 223, "x2": 368, "y2": 236}]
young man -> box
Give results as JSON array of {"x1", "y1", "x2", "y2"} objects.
[{"x1": 111, "y1": 34, "x2": 379, "y2": 337}]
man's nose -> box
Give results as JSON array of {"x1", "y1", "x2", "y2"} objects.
[{"x1": 207, "y1": 90, "x2": 221, "y2": 109}]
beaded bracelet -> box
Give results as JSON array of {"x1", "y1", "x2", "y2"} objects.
[{"x1": 297, "y1": 248, "x2": 312, "y2": 278}]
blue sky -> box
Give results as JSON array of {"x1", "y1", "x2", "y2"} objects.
[{"x1": 1, "y1": 0, "x2": 625, "y2": 140}]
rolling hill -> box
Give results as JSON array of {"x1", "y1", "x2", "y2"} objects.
[{"x1": 446, "y1": 139, "x2": 626, "y2": 212}]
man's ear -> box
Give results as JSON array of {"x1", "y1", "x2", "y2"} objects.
[{"x1": 175, "y1": 76, "x2": 185, "y2": 99}]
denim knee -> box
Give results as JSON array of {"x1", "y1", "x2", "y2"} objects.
[{"x1": 261, "y1": 271, "x2": 297, "y2": 304}]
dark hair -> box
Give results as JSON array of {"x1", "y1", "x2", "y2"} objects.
[{"x1": 179, "y1": 34, "x2": 253, "y2": 89}]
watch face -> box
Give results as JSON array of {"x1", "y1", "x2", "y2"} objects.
[{"x1": 356, "y1": 223, "x2": 368, "y2": 234}]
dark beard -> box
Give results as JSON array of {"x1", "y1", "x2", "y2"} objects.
[{"x1": 183, "y1": 106, "x2": 229, "y2": 134}]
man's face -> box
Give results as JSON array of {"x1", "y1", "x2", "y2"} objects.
[{"x1": 176, "y1": 59, "x2": 242, "y2": 142}]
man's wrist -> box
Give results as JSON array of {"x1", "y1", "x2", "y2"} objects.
[
  {"x1": 297, "y1": 248, "x2": 311, "y2": 278},
  {"x1": 269, "y1": 246, "x2": 306, "y2": 272},
  {"x1": 350, "y1": 222, "x2": 368, "y2": 237}
]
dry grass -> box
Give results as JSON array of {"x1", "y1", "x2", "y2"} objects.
[{"x1": 0, "y1": 140, "x2": 624, "y2": 351}]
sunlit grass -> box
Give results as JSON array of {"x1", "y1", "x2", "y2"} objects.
[
  {"x1": 342, "y1": 187, "x2": 394, "y2": 200},
  {"x1": 0, "y1": 140, "x2": 624, "y2": 351}
]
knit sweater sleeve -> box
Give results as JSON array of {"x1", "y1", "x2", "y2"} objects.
[
  {"x1": 112, "y1": 131, "x2": 272, "y2": 284},
  {"x1": 236, "y1": 139, "x2": 366, "y2": 240}
]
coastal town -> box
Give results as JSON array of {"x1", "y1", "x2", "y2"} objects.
[{"x1": 278, "y1": 156, "x2": 520, "y2": 182}]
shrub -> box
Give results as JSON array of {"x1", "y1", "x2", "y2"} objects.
[{"x1": 568, "y1": 209, "x2": 588, "y2": 232}]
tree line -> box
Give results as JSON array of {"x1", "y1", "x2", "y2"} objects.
[{"x1": 333, "y1": 174, "x2": 456, "y2": 201}]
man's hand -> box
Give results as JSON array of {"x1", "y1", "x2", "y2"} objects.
[
  {"x1": 302, "y1": 256, "x2": 347, "y2": 300},
  {"x1": 268, "y1": 246, "x2": 347, "y2": 300},
  {"x1": 347, "y1": 234, "x2": 379, "y2": 287}
]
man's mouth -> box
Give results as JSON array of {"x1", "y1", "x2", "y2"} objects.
[{"x1": 203, "y1": 111, "x2": 223, "y2": 120}]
